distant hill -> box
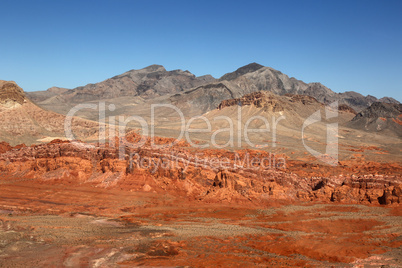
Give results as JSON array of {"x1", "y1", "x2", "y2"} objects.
[
  {"x1": 28, "y1": 86, "x2": 69, "y2": 103},
  {"x1": 0, "y1": 80, "x2": 100, "y2": 145},
  {"x1": 347, "y1": 102, "x2": 402, "y2": 137}
]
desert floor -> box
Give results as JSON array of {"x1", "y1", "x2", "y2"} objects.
[{"x1": 0, "y1": 180, "x2": 401, "y2": 267}]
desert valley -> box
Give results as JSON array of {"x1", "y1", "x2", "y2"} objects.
[{"x1": 0, "y1": 63, "x2": 401, "y2": 267}]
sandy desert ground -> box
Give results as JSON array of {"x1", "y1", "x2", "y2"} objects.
[{"x1": 0, "y1": 181, "x2": 401, "y2": 267}]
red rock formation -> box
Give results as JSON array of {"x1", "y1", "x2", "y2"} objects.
[
  {"x1": 0, "y1": 136, "x2": 400, "y2": 206},
  {"x1": 339, "y1": 104, "x2": 357, "y2": 114},
  {"x1": 218, "y1": 91, "x2": 288, "y2": 112},
  {"x1": 0, "y1": 141, "x2": 12, "y2": 154}
]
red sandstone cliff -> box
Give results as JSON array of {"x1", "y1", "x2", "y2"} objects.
[{"x1": 0, "y1": 134, "x2": 400, "y2": 206}]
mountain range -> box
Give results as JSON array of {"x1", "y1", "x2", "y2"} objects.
[
  {"x1": 27, "y1": 63, "x2": 399, "y2": 115},
  {"x1": 1, "y1": 63, "x2": 400, "y2": 146}
]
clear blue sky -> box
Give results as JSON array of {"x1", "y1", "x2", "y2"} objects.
[{"x1": 1, "y1": 0, "x2": 401, "y2": 101}]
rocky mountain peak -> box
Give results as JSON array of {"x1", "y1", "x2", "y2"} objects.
[
  {"x1": 379, "y1": 96, "x2": 400, "y2": 104},
  {"x1": 220, "y1": 62, "x2": 265, "y2": 81},
  {"x1": 143, "y1": 64, "x2": 166, "y2": 72},
  {"x1": 197, "y1": 74, "x2": 216, "y2": 83}
]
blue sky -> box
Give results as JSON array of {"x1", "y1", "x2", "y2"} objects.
[{"x1": 1, "y1": 0, "x2": 401, "y2": 101}]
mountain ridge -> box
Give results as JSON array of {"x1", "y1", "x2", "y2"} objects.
[
  {"x1": 26, "y1": 63, "x2": 399, "y2": 115},
  {"x1": 347, "y1": 102, "x2": 402, "y2": 137},
  {"x1": 28, "y1": 65, "x2": 216, "y2": 103}
]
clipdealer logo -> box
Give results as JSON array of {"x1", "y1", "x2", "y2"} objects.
[{"x1": 302, "y1": 101, "x2": 338, "y2": 166}]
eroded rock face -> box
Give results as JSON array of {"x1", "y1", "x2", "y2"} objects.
[
  {"x1": 0, "y1": 141, "x2": 12, "y2": 154},
  {"x1": 0, "y1": 139, "x2": 400, "y2": 205},
  {"x1": 377, "y1": 186, "x2": 401, "y2": 205},
  {"x1": 217, "y1": 91, "x2": 320, "y2": 112},
  {"x1": 338, "y1": 104, "x2": 357, "y2": 114},
  {"x1": 325, "y1": 177, "x2": 401, "y2": 204},
  {"x1": 216, "y1": 91, "x2": 338, "y2": 121},
  {"x1": 0, "y1": 81, "x2": 26, "y2": 106}
]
